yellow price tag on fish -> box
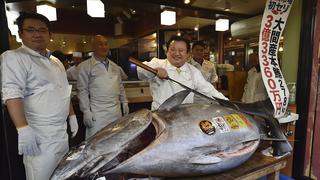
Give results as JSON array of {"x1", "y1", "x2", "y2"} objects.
[
  {"x1": 224, "y1": 115, "x2": 239, "y2": 129},
  {"x1": 231, "y1": 114, "x2": 248, "y2": 128}
]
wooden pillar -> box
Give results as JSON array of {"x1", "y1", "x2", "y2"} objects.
[
  {"x1": 157, "y1": 29, "x2": 166, "y2": 59},
  {"x1": 293, "y1": 0, "x2": 320, "y2": 179},
  {"x1": 303, "y1": 0, "x2": 320, "y2": 178},
  {"x1": 217, "y1": 31, "x2": 224, "y2": 64}
]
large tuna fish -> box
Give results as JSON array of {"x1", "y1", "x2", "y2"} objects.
[{"x1": 51, "y1": 90, "x2": 291, "y2": 179}]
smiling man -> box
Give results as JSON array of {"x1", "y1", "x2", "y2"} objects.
[
  {"x1": 137, "y1": 36, "x2": 227, "y2": 110},
  {"x1": 1, "y1": 12, "x2": 78, "y2": 180}
]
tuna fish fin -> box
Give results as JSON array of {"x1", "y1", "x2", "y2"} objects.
[
  {"x1": 264, "y1": 117, "x2": 293, "y2": 156},
  {"x1": 158, "y1": 90, "x2": 191, "y2": 111},
  {"x1": 232, "y1": 99, "x2": 274, "y2": 119},
  {"x1": 189, "y1": 154, "x2": 222, "y2": 164}
]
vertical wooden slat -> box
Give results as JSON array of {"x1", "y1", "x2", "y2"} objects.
[
  {"x1": 218, "y1": 31, "x2": 224, "y2": 64},
  {"x1": 303, "y1": 0, "x2": 320, "y2": 179},
  {"x1": 293, "y1": 0, "x2": 317, "y2": 179},
  {"x1": 310, "y1": 0, "x2": 320, "y2": 178}
]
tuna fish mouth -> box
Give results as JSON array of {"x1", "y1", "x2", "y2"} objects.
[
  {"x1": 64, "y1": 123, "x2": 159, "y2": 179},
  {"x1": 93, "y1": 121, "x2": 160, "y2": 176},
  {"x1": 93, "y1": 116, "x2": 165, "y2": 177},
  {"x1": 52, "y1": 110, "x2": 157, "y2": 179},
  {"x1": 210, "y1": 139, "x2": 260, "y2": 158},
  {"x1": 51, "y1": 126, "x2": 158, "y2": 180}
]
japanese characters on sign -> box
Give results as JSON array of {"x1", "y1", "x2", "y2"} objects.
[{"x1": 259, "y1": 0, "x2": 294, "y2": 117}]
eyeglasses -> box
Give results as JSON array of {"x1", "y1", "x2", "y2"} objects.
[{"x1": 22, "y1": 28, "x2": 49, "y2": 34}]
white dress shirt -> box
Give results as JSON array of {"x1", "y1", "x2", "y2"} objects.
[{"x1": 137, "y1": 58, "x2": 227, "y2": 110}]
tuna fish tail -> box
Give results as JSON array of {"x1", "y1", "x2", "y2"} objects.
[
  {"x1": 254, "y1": 116, "x2": 292, "y2": 156},
  {"x1": 233, "y1": 99, "x2": 292, "y2": 156},
  {"x1": 264, "y1": 116, "x2": 293, "y2": 156}
]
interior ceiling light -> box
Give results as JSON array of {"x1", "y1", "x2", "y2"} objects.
[
  {"x1": 87, "y1": 0, "x2": 105, "y2": 18},
  {"x1": 152, "y1": 42, "x2": 157, "y2": 47},
  {"x1": 123, "y1": 10, "x2": 132, "y2": 19},
  {"x1": 152, "y1": 33, "x2": 157, "y2": 38},
  {"x1": 184, "y1": 0, "x2": 191, "y2": 4},
  {"x1": 161, "y1": 10, "x2": 176, "y2": 26},
  {"x1": 194, "y1": 25, "x2": 199, "y2": 31},
  {"x1": 224, "y1": 0, "x2": 231, "y2": 11},
  {"x1": 36, "y1": 4, "x2": 57, "y2": 21},
  {"x1": 82, "y1": 36, "x2": 87, "y2": 44},
  {"x1": 177, "y1": 30, "x2": 181, "y2": 36},
  {"x1": 129, "y1": 9, "x2": 136, "y2": 15},
  {"x1": 215, "y1": 18, "x2": 229, "y2": 31},
  {"x1": 177, "y1": 24, "x2": 181, "y2": 36}
]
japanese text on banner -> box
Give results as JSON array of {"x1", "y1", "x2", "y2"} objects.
[{"x1": 258, "y1": 0, "x2": 294, "y2": 118}]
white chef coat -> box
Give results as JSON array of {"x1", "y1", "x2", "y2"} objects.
[
  {"x1": 189, "y1": 58, "x2": 218, "y2": 84},
  {"x1": 66, "y1": 65, "x2": 79, "y2": 81},
  {"x1": 1, "y1": 44, "x2": 70, "y2": 180},
  {"x1": 241, "y1": 66, "x2": 269, "y2": 103},
  {"x1": 137, "y1": 58, "x2": 227, "y2": 110},
  {"x1": 189, "y1": 58, "x2": 219, "y2": 104},
  {"x1": 77, "y1": 56, "x2": 128, "y2": 138}
]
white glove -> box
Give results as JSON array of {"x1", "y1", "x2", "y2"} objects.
[
  {"x1": 17, "y1": 126, "x2": 41, "y2": 156},
  {"x1": 69, "y1": 115, "x2": 78, "y2": 138},
  {"x1": 83, "y1": 110, "x2": 94, "y2": 128},
  {"x1": 122, "y1": 103, "x2": 129, "y2": 115}
]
